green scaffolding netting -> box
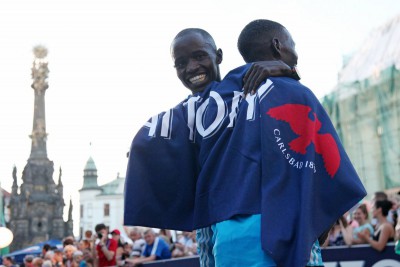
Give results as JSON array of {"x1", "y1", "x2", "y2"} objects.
[{"x1": 321, "y1": 66, "x2": 400, "y2": 197}]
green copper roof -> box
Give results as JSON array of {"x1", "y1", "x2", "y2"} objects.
[
  {"x1": 99, "y1": 175, "x2": 125, "y2": 195},
  {"x1": 84, "y1": 157, "x2": 97, "y2": 170},
  {"x1": 80, "y1": 156, "x2": 100, "y2": 190}
]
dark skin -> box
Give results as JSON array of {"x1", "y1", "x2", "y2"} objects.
[
  {"x1": 243, "y1": 27, "x2": 299, "y2": 94},
  {"x1": 171, "y1": 31, "x2": 296, "y2": 96},
  {"x1": 244, "y1": 60, "x2": 295, "y2": 95},
  {"x1": 249, "y1": 26, "x2": 334, "y2": 249},
  {"x1": 171, "y1": 32, "x2": 222, "y2": 94},
  {"x1": 169, "y1": 27, "x2": 323, "y2": 267}
]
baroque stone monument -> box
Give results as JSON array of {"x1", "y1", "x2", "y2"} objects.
[{"x1": 8, "y1": 46, "x2": 73, "y2": 250}]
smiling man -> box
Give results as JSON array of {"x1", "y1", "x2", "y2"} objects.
[
  {"x1": 171, "y1": 29, "x2": 223, "y2": 95},
  {"x1": 124, "y1": 20, "x2": 366, "y2": 267}
]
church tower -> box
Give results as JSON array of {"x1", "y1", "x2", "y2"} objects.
[
  {"x1": 79, "y1": 157, "x2": 102, "y2": 238},
  {"x1": 8, "y1": 46, "x2": 73, "y2": 250}
]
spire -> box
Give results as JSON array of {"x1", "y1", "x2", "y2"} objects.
[
  {"x1": 80, "y1": 157, "x2": 100, "y2": 190},
  {"x1": 57, "y1": 166, "x2": 63, "y2": 199},
  {"x1": 29, "y1": 45, "x2": 49, "y2": 160},
  {"x1": 12, "y1": 166, "x2": 18, "y2": 194},
  {"x1": 68, "y1": 197, "x2": 73, "y2": 221},
  {"x1": 58, "y1": 166, "x2": 63, "y2": 186}
]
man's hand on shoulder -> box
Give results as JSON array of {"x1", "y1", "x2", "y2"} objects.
[{"x1": 243, "y1": 60, "x2": 297, "y2": 97}]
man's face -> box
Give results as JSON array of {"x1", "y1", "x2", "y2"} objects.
[
  {"x1": 171, "y1": 32, "x2": 222, "y2": 94},
  {"x1": 130, "y1": 231, "x2": 140, "y2": 241},
  {"x1": 278, "y1": 29, "x2": 298, "y2": 67},
  {"x1": 144, "y1": 232, "x2": 155, "y2": 245},
  {"x1": 54, "y1": 252, "x2": 63, "y2": 262},
  {"x1": 2, "y1": 258, "x2": 11, "y2": 266},
  {"x1": 65, "y1": 249, "x2": 74, "y2": 259}
]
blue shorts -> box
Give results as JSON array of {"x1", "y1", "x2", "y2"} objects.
[
  {"x1": 211, "y1": 214, "x2": 276, "y2": 267},
  {"x1": 197, "y1": 214, "x2": 323, "y2": 267}
]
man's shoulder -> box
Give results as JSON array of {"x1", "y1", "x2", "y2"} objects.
[
  {"x1": 155, "y1": 237, "x2": 170, "y2": 249},
  {"x1": 268, "y1": 77, "x2": 318, "y2": 101},
  {"x1": 222, "y1": 64, "x2": 251, "y2": 80},
  {"x1": 213, "y1": 64, "x2": 250, "y2": 94},
  {"x1": 158, "y1": 236, "x2": 169, "y2": 245},
  {"x1": 270, "y1": 77, "x2": 312, "y2": 91}
]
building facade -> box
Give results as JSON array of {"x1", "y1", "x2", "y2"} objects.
[{"x1": 79, "y1": 157, "x2": 125, "y2": 239}]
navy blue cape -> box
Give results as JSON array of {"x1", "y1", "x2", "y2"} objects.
[{"x1": 124, "y1": 64, "x2": 366, "y2": 266}]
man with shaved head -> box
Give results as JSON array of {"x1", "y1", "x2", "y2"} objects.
[
  {"x1": 125, "y1": 20, "x2": 366, "y2": 267},
  {"x1": 125, "y1": 26, "x2": 295, "y2": 267}
]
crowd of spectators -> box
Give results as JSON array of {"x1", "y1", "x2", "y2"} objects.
[
  {"x1": 323, "y1": 190, "x2": 400, "y2": 252},
  {"x1": 3, "y1": 190, "x2": 399, "y2": 267},
  {"x1": 1, "y1": 224, "x2": 198, "y2": 267}
]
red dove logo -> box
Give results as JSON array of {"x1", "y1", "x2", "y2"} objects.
[{"x1": 267, "y1": 104, "x2": 340, "y2": 178}]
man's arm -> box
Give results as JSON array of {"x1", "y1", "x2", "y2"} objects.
[
  {"x1": 243, "y1": 60, "x2": 297, "y2": 95},
  {"x1": 125, "y1": 255, "x2": 157, "y2": 266},
  {"x1": 99, "y1": 238, "x2": 117, "y2": 261},
  {"x1": 99, "y1": 243, "x2": 115, "y2": 261},
  {"x1": 92, "y1": 239, "x2": 99, "y2": 267}
]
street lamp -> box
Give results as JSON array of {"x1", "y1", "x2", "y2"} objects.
[{"x1": 0, "y1": 227, "x2": 13, "y2": 248}]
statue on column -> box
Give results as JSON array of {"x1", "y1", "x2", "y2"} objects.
[{"x1": 31, "y1": 46, "x2": 49, "y2": 92}]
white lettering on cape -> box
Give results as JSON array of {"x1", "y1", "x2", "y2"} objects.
[
  {"x1": 143, "y1": 79, "x2": 274, "y2": 139},
  {"x1": 161, "y1": 109, "x2": 172, "y2": 138},
  {"x1": 144, "y1": 114, "x2": 159, "y2": 137},
  {"x1": 273, "y1": 128, "x2": 317, "y2": 173},
  {"x1": 196, "y1": 91, "x2": 227, "y2": 138}
]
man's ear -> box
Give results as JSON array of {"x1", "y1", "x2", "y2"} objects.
[
  {"x1": 216, "y1": 48, "x2": 223, "y2": 64},
  {"x1": 272, "y1": 38, "x2": 281, "y2": 58}
]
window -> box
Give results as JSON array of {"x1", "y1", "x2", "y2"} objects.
[
  {"x1": 104, "y1": 203, "x2": 110, "y2": 217},
  {"x1": 88, "y1": 203, "x2": 92, "y2": 218},
  {"x1": 80, "y1": 205, "x2": 84, "y2": 218}
]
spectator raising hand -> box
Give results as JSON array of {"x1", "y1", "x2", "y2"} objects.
[{"x1": 340, "y1": 204, "x2": 374, "y2": 245}]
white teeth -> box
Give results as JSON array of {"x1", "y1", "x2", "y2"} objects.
[{"x1": 189, "y1": 74, "x2": 206, "y2": 84}]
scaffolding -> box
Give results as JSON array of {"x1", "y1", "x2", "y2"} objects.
[{"x1": 322, "y1": 66, "x2": 400, "y2": 196}]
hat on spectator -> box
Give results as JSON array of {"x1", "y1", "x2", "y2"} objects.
[{"x1": 111, "y1": 229, "x2": 120, "y2": 235}]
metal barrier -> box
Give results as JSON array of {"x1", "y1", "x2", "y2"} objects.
[
  {"x1": 137, "y1": 244, "x2": 400, "y2": 267},
  {"x1": 142, "y1": 256, "x2": 200, "y2": 267},
  {"x1": 322, "y1": 243, "x2": 400, "y2": 267}
]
